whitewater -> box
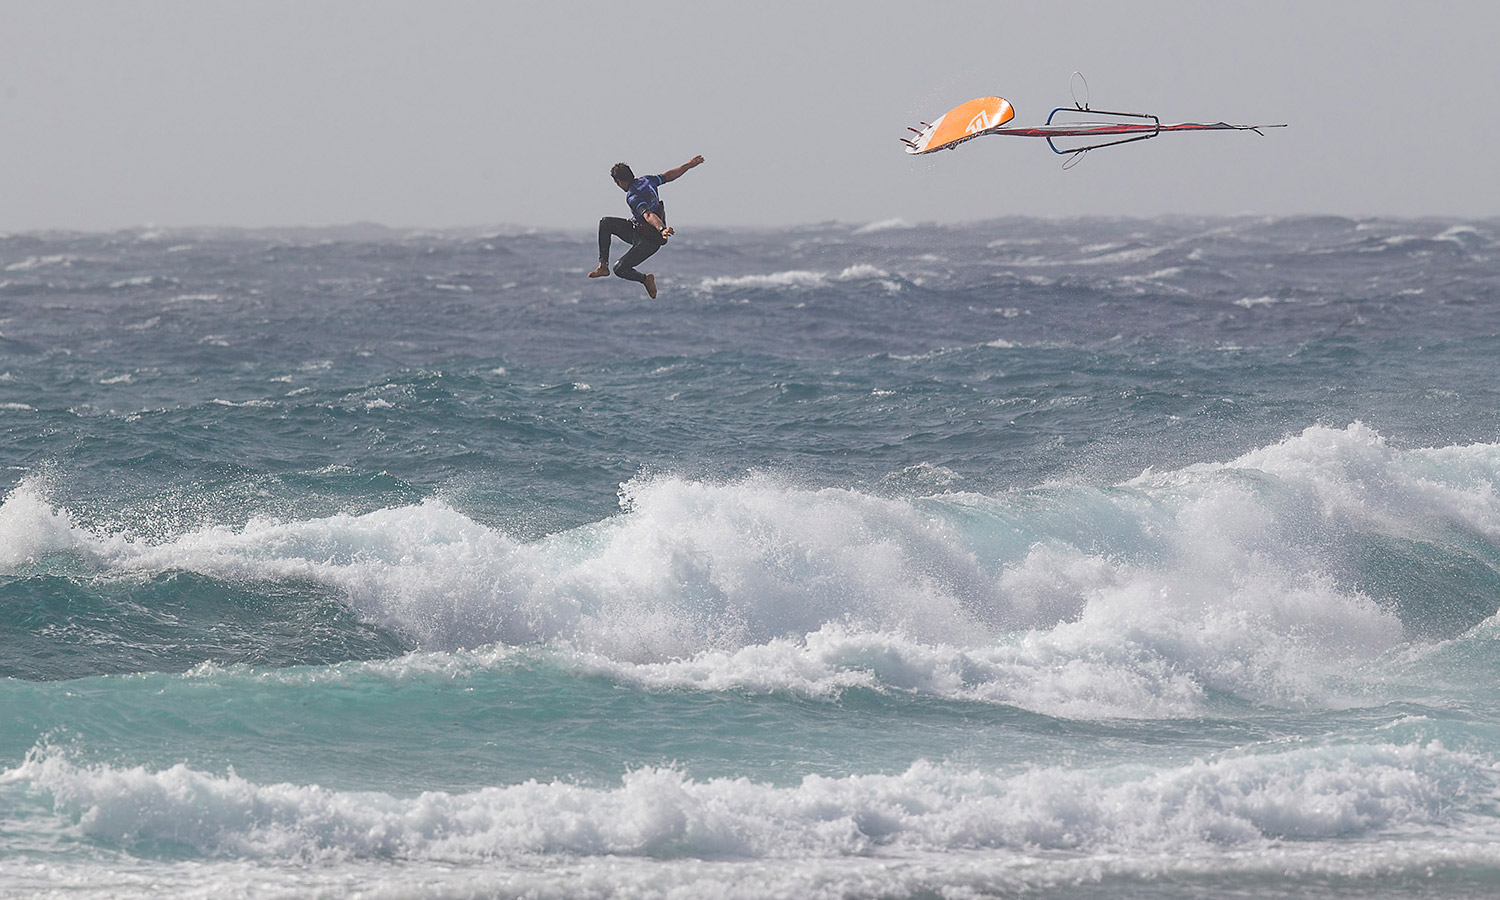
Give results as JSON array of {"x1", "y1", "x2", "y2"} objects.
[{"x1": 2, "y1": 216, "x2": 1500, "y2": 899}]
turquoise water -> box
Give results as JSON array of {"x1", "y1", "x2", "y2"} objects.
[{"x1": 3, "y1": 218, "x2": 1500, "y2": 898}]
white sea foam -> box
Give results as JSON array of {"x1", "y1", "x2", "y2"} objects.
[
  {"x1": 105, "y1": 274, "x2": 161, "y2": 288},
  {"x1": 1220, "y1": 422, "x2": 1500, "y2": 539},
  {"x1": 699, "y1": 270, "x2": 824, "y2": 290},
  {"x1": 1433, "y1": 224, "x2": 1491, "y2": 251},
  {"x1": 837, "y1": 263, "x2": 889, "y2": 279},
  {"x1": 1131, "y1": 266, "x2": 1185, "y2": 282},
  {"x1": 0, "y1": 478, "x2": 97, "y2": 568},
  {"x1": 8, "y1": 845, "x2": 1500, "y2": 900},
  {"x1": 5, "y1": 739, "x2": 1485, "y2": 864},
  {"x1": 3, "y1": 254, "x2": 72, "y2": 271},
  {"x1": 1074, "y1": 244, "x2": 1165, "y2": 265},
  {"x1": 852, "y1": 218, "x2": 911, "y2": 234},
  {"x1": 701, "y1": 265, "x2": 891, "y2": 291},
  {"x1": 3, "y1": 424, "x2": 1497, "y2": 716}
]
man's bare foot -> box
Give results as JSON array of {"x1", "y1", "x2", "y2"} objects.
[
  {"x1": 587, "y1": 263, "x2": 609, "y2": 278},
  {"x1": 644, "y1": 274, "x2": 658, "y2": 299}
]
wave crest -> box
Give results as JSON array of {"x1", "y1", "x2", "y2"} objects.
[
  {"x1": 6, "y1": 741, "x2": 1482, "y2": 862},
  {"x1": 6, "y1": 424, "x2": 1500, "y2": 715}
]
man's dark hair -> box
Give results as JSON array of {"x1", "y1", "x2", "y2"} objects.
[{"x1": 610, "y1": 162, "x2": 634, "y2": 183}]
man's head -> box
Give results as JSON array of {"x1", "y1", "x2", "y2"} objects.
[{"x1": 610, "y1": 162, "x2": 634, "y2": 189}]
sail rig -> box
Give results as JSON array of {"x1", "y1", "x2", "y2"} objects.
[{"x1": 903, "y1": 76, "x2": 1284, "y2": 166}]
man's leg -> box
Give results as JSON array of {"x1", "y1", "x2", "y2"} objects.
[
  {"x1": 612, "y1": 234, "x2": 663, "y2": 285},
  {"x1": 591, "y1": 217, "x2": 637, "y2": 278}
]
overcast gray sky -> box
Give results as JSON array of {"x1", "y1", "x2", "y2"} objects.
[{"x1": 1, "y1": 1, "x2": 1495, "y2": 232}]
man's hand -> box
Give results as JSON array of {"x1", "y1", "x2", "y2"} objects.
[{"x1": 661, "y1": 226, "x2": 675, "y2": 240}]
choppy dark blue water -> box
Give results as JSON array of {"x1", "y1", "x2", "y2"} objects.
[{"x1": 3, "y1": 216, "x2": 1500, "y2": 899}]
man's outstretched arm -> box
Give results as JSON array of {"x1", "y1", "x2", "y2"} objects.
[{"x1": 659, "y1": 155, "x2": 705, "y2": 183}]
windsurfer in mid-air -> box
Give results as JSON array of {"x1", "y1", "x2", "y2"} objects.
[{"x1": 589, "y1": 155, "x2": 704, "y2": 298}]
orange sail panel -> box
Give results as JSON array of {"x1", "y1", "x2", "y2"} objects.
[{"x1": 906, "y1": 97, "x2": 1015, "y2": 155}]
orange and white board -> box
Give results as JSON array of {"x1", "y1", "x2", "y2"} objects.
[{"x1": 905, "y1": 96, "x2": 1015, "y2": 154}]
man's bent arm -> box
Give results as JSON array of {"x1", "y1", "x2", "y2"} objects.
[{"x1": 660, "y1": 155, "x2": 705, "y2": 183}]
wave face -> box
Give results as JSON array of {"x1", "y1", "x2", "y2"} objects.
[{"x1": 3, "y1": 218, "x2": 1500, "y2": 899}]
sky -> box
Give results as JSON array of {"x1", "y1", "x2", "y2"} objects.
[{"x1": 0, "y1": 0, "x2": 1496, "y2": 232}]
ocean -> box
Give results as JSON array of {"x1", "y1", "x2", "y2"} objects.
[{"x1": 2, "y1": 215, "x2": 1500, "y2": 899}]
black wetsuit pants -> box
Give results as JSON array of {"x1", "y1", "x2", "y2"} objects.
[{"x1": 598, "y1": 217, "x2": 664, "y2": 285}]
